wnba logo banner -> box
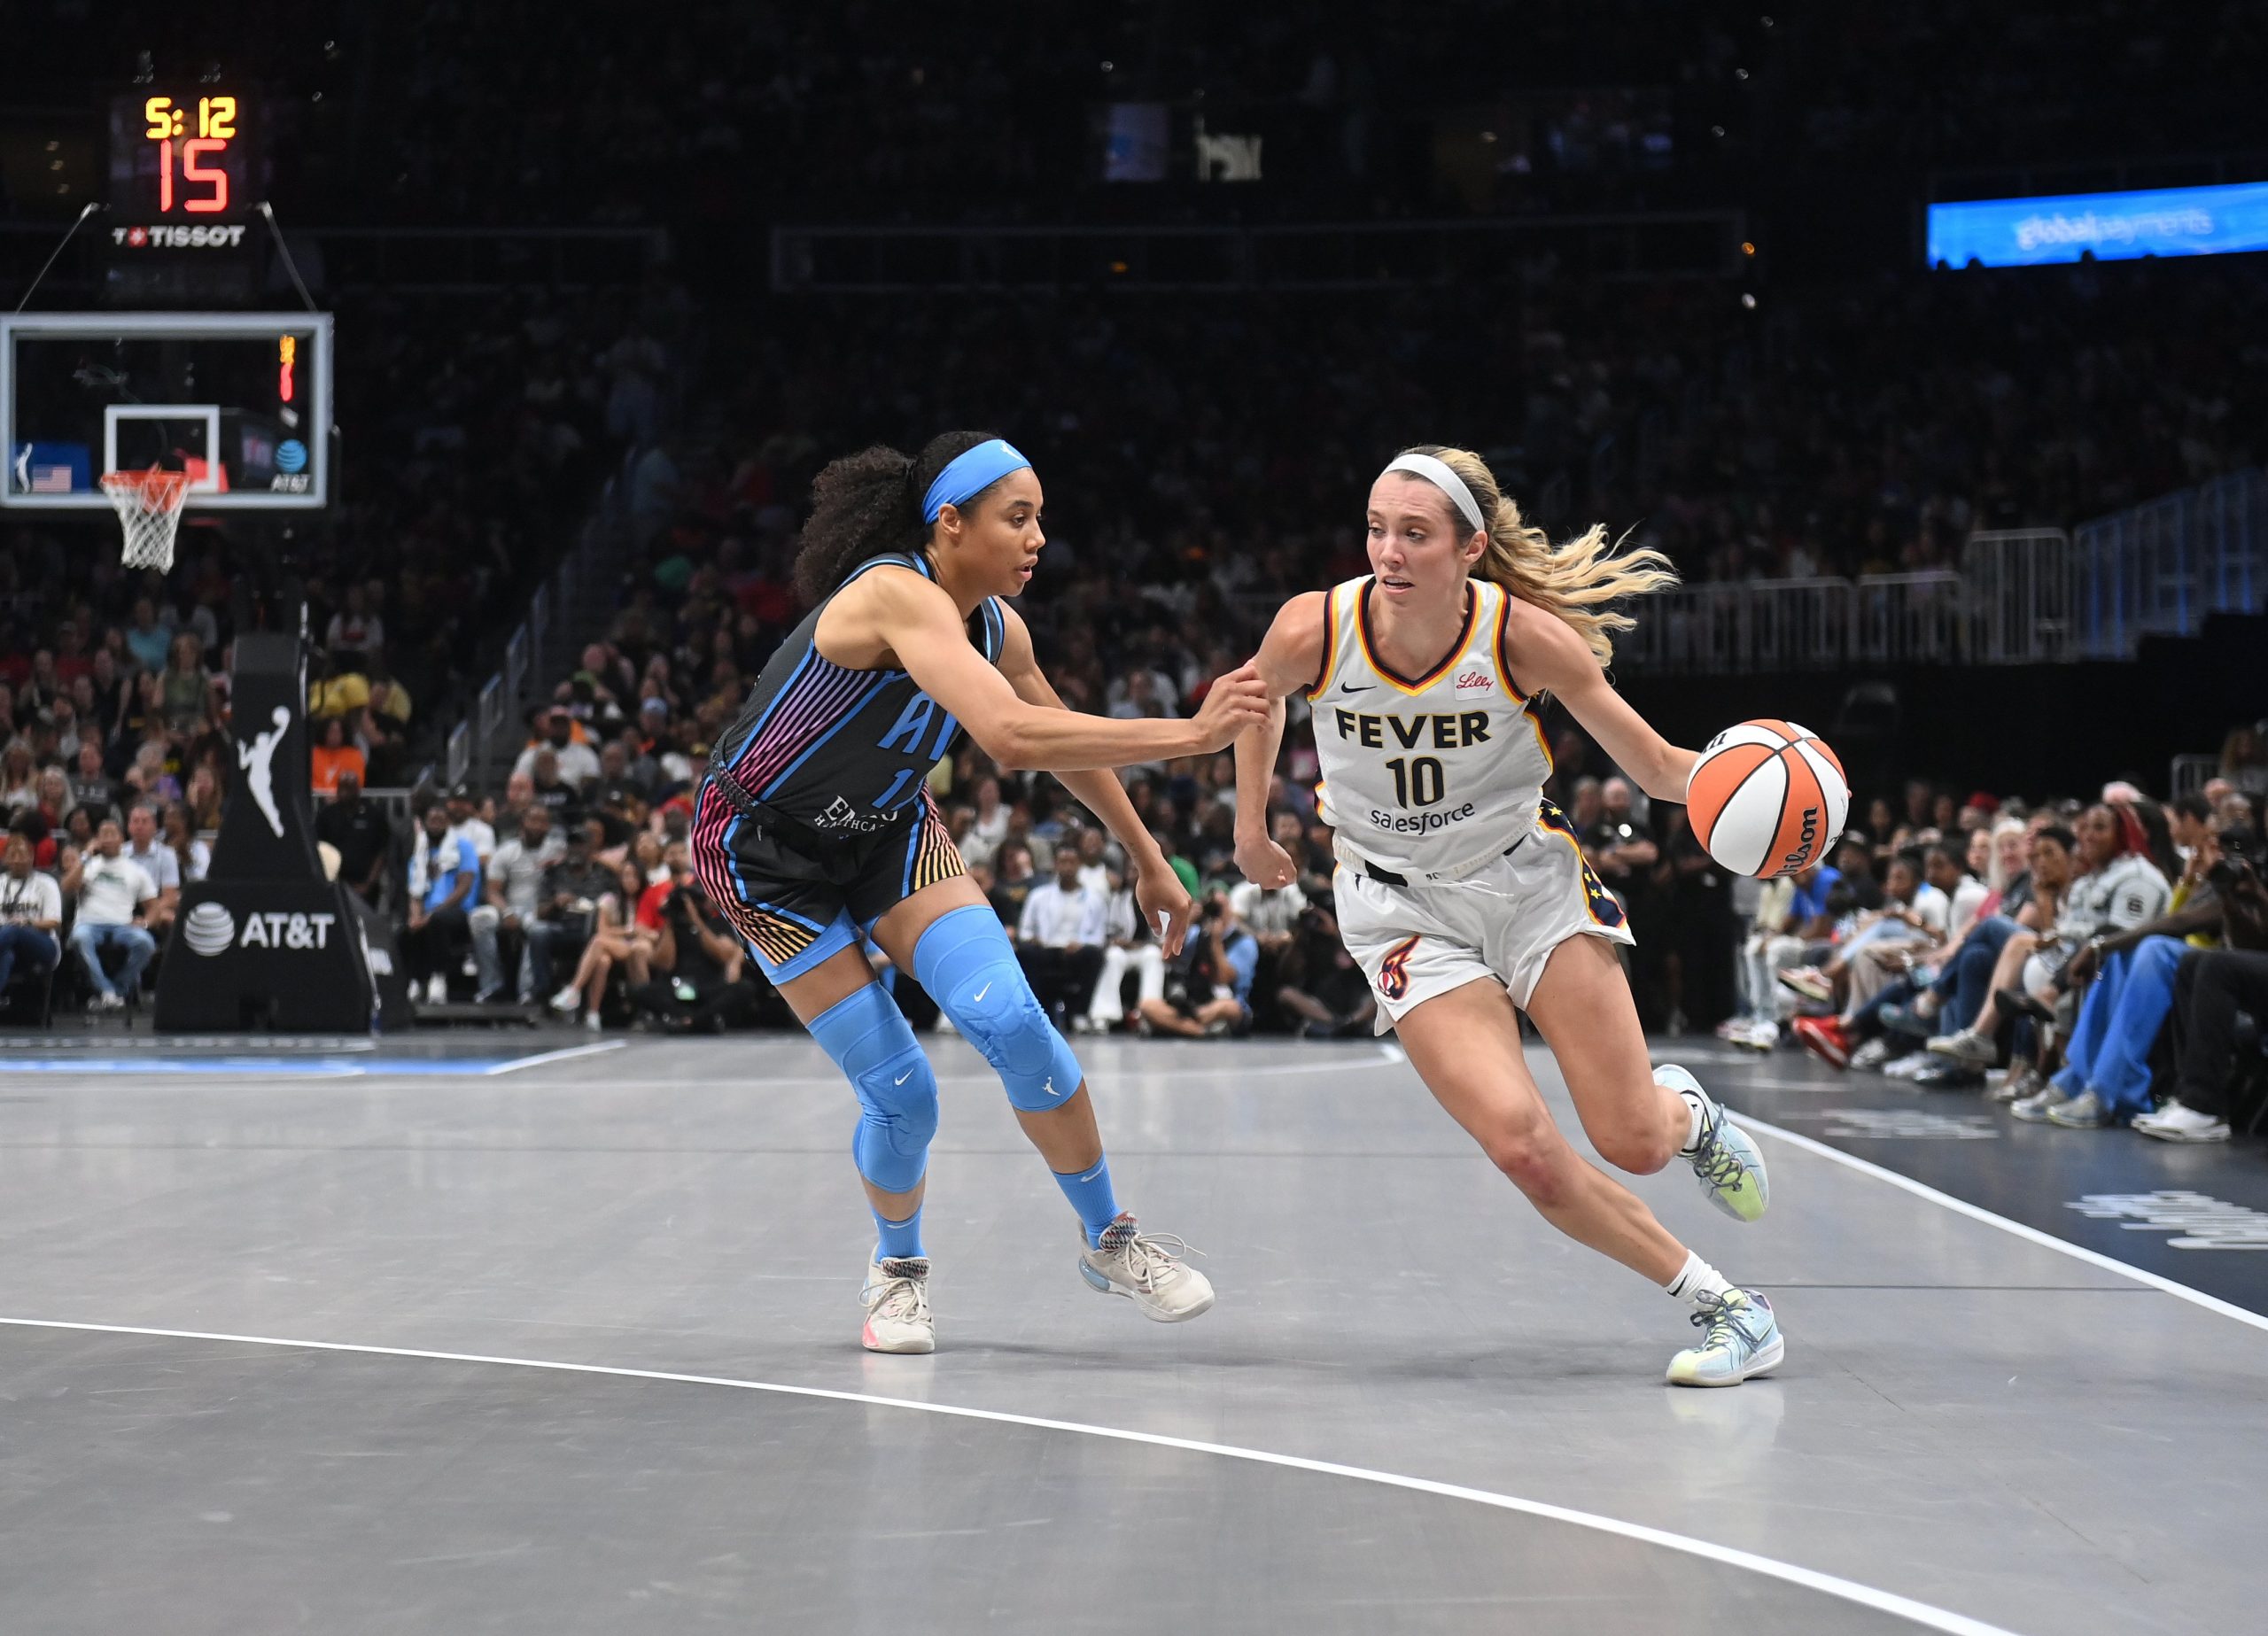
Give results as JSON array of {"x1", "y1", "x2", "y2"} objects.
[{"x1": 154, "y1": 621, "x2": 377, "y2": 1032}]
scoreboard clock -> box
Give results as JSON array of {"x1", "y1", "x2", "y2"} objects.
[
  {"x1": 110, "y1": 91, "x2": 255, "y2": 244},
  {"x1": 106, "y1": 89, "x2": 261, "y2": 298}
]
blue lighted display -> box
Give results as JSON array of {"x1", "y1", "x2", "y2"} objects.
[{"x1": 1927, "y1": 182, "x2": 2268, "y2": 268}]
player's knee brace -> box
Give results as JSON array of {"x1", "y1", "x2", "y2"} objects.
[
  {"x1": 913, "y1": 904, "x2": 1083, "y2": 1112},
  {"x1": 807, "y1": 981, "x2": 937, "y2": 1193}
]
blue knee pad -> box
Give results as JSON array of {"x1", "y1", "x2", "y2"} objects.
[
  {"x1": 914, "y1": 905, "x2": 1083, "y2": 1112},
  {"x1": 808, "y1": 982, "x2": 937, "y2": 1193}
]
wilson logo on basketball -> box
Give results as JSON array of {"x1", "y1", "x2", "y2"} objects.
[
  {"x1": 1782, "y1": 805, "x2": 1821, "y2": 872},
  {"x1": 1454, "y1": 671, "x2": 1494, "y2": 691}
]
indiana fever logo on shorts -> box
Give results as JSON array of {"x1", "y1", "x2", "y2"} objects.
[{"x1": 1377, "y1": 934, "x2": 1421, "y2": 1001}]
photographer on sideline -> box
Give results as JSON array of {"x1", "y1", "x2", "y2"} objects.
[
  {"x1": 627, "y1": 862, "x2": 763, "y2": 1033},
  {"x1": 1136, "y1": 887, "x2": 1257, "y2": 1038}
]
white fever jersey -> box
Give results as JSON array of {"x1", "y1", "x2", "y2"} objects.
[{"x1": 1307, "y1": 575, "x2": 1554, "y2": 877}]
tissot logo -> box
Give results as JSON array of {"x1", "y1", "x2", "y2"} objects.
[{"x1": 113, "y1": 224, "x2": 249, "y2": 250}]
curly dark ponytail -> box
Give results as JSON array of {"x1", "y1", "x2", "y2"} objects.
[{"x1": 793, "y1": 429, "x2": 1006, "y2": 605}]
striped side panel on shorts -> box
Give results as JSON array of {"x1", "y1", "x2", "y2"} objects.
[{"x1": 901, "y1": 789, "x2": 968, "y2": 900}]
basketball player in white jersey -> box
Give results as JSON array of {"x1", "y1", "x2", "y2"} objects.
[{"x1": 1233, "y1": 446, "x2": 1781, "y2": 1385}]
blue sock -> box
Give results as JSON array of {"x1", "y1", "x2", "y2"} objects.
[
  {"x1": 1052, "y1": 1156, "x2": 1121, "y2": 1248},
  {"x1": 873, "y1": 1203, "x2": 925, "y2": 1261}
]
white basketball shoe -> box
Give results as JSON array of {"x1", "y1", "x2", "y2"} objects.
[
  {"x1": 1078, "y1": 1213, "x2": 1216, "y2": 1322},
  {"x1": 861, "y1": 1256, "x2": 935, "y2": 1354}
]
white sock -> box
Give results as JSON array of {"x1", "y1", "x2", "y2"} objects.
[
  {"x1": 1665, "y1": 1252, "x2": 1732, "y2": 1306},
  {"x1": 1676, "y1": 1087, "x2": 1708, "y2": 1156}
]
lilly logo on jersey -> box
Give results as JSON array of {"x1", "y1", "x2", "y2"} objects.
[{"x1": 1454, "y1": 670, "x2": 1494, "y2": 692}]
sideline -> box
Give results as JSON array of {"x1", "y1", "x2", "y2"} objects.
[{"x1": 1735, "y1": 1114, "x2": 2268, "y2": 1337}]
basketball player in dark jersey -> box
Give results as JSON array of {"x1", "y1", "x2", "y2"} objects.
[{"x1": 693, "y1": 431, "x2": 1269, "y2": 1353}]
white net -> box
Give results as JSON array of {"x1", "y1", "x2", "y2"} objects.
[{"x1": 100, "y1": 469, "x2": 192, "y2": 572}]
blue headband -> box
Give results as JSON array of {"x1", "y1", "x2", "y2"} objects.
[{"x1": 921, "y1": 438, "x2": 1032, "y2": 524}]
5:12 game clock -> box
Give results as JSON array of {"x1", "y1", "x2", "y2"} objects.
[{"x1": 109, "y1": 90, "x2": 258, "y2": 246}]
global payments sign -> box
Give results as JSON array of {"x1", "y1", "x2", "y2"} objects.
[{"x1": 1928, "y1": 181, "x2": 2268, "y2": 268}]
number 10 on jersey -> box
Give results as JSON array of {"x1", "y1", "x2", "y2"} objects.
[{"x1": 1386, "y1": 756, "x2": 1446, "y2": 808}]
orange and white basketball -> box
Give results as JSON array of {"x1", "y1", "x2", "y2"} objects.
[{"x1": 1685, "y1": 719, "x2": 1848, "y2": 879}]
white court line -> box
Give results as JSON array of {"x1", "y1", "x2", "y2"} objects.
[
  {"x1": 483, "y1": 1040, "x2": 629, "y2": 1076},
  {"x1": 0, "y1": 1314, "x2": 2019, "y2": 1636},
  {"x1": 639, "y1": 1044, "x2": 1406, "y2": 1092},
  {"x1": 1736, "y1": 1113, "x2": 2268, "y2": 1338}
]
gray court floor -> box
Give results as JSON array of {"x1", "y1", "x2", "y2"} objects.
[{"x1": 2, "y1": 1033, "x2": 2261, "y2": 1635}]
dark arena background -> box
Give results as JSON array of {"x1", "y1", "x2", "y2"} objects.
[{"x1": 3, "y1": 5, "x2": 2265, "y2": 1633}]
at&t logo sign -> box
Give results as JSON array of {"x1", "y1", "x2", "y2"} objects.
[{"x1": 182, "y1": 903, "x2": 339, "y2": 957}]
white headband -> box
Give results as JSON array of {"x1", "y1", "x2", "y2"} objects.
[{"x1": 1380, "y1": 453, "x2": 1487, "y2": 535}]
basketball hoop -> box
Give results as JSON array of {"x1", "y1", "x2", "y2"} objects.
[{"x1": 100, "y1": 469, "x2": 192, "y2": 572}]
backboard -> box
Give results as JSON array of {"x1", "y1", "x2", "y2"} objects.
[{"x1": 1, "y1": 311, "x2": 332, "y2": 511}]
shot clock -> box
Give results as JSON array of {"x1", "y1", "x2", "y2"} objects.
[{"x1": 106, "y1": 89, "x2": 261, "y2": 299}]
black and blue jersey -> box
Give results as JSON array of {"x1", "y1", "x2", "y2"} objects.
[{"x1": 710, "y1": 552, "x2": 1006, "y2": 836}]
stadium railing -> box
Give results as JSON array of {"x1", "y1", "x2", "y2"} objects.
[
  {"x1": 1963, "y1": 529, "x2": 2074, "y2": 663},
  {"x1": 457, "y1": 445, "x2": 645, "y2": 792},
  {"x1": 2073, "y1": 469, "x2": 2265, "y2": 657},
  {"x1": 1627, "y1": 473, "x2": 2264, "y2": 675}
]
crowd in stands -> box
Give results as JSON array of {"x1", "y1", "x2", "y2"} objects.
[
  {"x1": 1716, "y1": 752, "x2": 2268, "y2": 1144},
  {"x1": 9, "y1": 477, "x2": 2267, "y2": 1156},
  {"x1": 680, "y1": 253, "x2": 2264, "y2": 617}
]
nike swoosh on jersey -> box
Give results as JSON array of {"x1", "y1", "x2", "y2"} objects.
[
  {"x1": 894, "y1": 1070, "x2": 914, "y2": 1085},
  {"x1": 971, "y1": 981, "x2": 992, "y2": 1002}
]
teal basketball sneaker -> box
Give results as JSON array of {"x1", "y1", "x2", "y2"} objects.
[
  {"x1": 1666, "y1": 1289, "x2": 1783, "y2": 1387},
  {"x1": 1658, "y1": 1065, "x2": 1770, "y2": 1222}
]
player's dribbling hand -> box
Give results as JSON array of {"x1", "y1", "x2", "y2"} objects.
[
  {"x1": 1188, "y1": 663, "x2": 1272, "y2": 751},
  {"x1": 1233, "y1": 833, "x2": 1297, "y2": 890}
]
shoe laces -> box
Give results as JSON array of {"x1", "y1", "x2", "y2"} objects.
[
  {"x1": 861, "y1": 1261, "x2": 930, "y2": 1323},
  {"x1": 1689, "y1": 1290, "x2": 1763, "y2": 1352},
  {"x1": 1687, "y1": 1106, "x2": 1750, "y2": 1193},
  {"x1": 1097, "y1": 1219, "x2": 1204, "y2": 1292}
]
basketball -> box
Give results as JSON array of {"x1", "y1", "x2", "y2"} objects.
[{"x1": 1685, "y1": 719, "x2": 1849, "y2": 879}]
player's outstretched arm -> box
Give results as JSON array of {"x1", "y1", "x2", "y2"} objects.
[
  {"x1": 995, "y1": 605, "x2": 1198, "y2": 953},
  {"x1": 1231, "y1": 593, "x2": 1327, "y2": 888},
  {"x1": 1502, "y1": 595, "x2": 1697, "y2": 802},
  {"x1": 860, "y1": 570, "x2": 1270, "y2": 772}
]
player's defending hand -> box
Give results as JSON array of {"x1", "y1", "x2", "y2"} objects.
[
  {"x1": 1139, "y1": 857, "x2": 1197, "y2": 956},
  {"x1": 1232, "y1": 832, "x2": 1298, "y2": 891},
  {"x1": 1187, "y1": 663, "x2": 1271, "y2": 753}
]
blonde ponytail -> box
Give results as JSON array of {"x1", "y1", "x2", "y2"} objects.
[{"x1": 1401, "y1": 444, "x2": 1677, "y2": 668}]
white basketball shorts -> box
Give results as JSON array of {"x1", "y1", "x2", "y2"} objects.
[{"x1": 1333, "y1": 799, "x2": 1636, "y2": 1028}]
